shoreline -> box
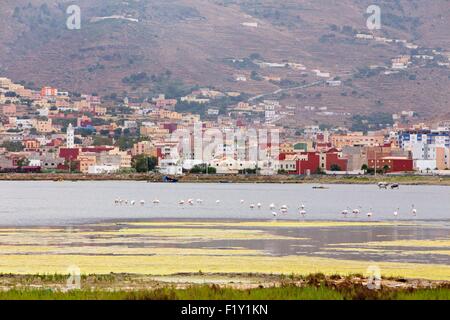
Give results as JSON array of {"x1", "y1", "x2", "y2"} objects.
[
  {"x1": 0, "y1": 218, "x2": 432, "y2": 229},
  {"x1": 0, "y1": 217, "x2": 441, "y2": 229},
  {"x1": 2, "y1": 173, "x2": 450, "y2": 185},
  {"x1": 0, "y1": 272, "x2": 449, "y2": 300}
]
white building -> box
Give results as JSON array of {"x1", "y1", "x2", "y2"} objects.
[
  {"x1": 124, "y1": 121, "x2": 137, "y2": 129},
  {"x1": 158, "y1": 159, "x2": 183, "y2": 175},
  {"x1": 182, "y1": 159, "x2": 204, "y2": 170},
  {"x1": 356, "y1": 33, "x2": 374, "y2": 40},
  {"x1": 241, "y1": 22, "x2": 258, "y2": 28},
  {"x1": 88, "y1": 165, "x2": 120, "y2": 174},
  {"x1": 326, "y1": 80, "x2": 342, "y2": 87},
  {"x1": 66, "y1": 123, "x2": 75, "y2": 148},
  {"x1": 414, "y1": 160, "x2": 437, "y2": 172},
  {"x1": 14, "y1": 118, "x2": 34, "y2": 130},
  {"x1": 400, "y1": 130, "x2": 450, "y2": 171},
  {"x1": 28, "y1": 159, "x2": 42, "y2": 167}
]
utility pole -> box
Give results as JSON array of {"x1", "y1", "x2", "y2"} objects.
[{"x1": 374, "y1": 150, "x2": 377, "y2": 177}]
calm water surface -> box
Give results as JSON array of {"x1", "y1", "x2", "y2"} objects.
[{"x1": 1, "y1": 181, "x2": 449, "y2": 226}]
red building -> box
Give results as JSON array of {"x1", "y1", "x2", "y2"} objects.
[
  {"x1": 81, "y1": 146, "x2": 114, "y2": 153},
  {"x1": 368, "y1": 157, "x2": 413, "y2": 173},
  {"x1": 279, "y1": 150, "x2": 349, "y2": 175},
  {"x1": 59, "y1": 148, "x2": 80, "y2": 161},
  {"x1": 325, "y1": 149, "x2": 348, "y2": 171},
  {"x1": 315, "y1": 142, "x2": 332, "y2": 152},
  {"x1": 77, "y1": 116, "x2": 93, "y2": 128},
  {"x1": 295, "y1": 152, "x2": 321, "y2": 175},
  {"x1": 163, "y1": 123, "x2": 178, "y2": 133}
]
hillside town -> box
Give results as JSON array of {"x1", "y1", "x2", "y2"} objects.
[{"x1": 1, "y1": 76, "x2": 449, "y2": 177}]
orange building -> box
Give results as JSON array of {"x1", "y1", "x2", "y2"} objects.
[
  {"x1": 23, "y1": 139, "x2": 40, "y2": 151},
  {"x1": 40, "y1": 87, "x2": 58, "y2": 97},
  {"x1": 77, "y1": 153, "x2": 97, "y2": 173},
  {"x1": 132, "y1": 141, "x2": 156, "y2": 157},
  {"x1": 34, "y1": 118, "x2": 53, "y2": 133},
  {"x1": 94, "y1": 105, "x2": 107, "y2": 116},
  {"x1": 1, "y1": 105, "x2": 16, "y2": 117},
  {"x1": 331, "y1": 133, "x2": 384, "y2": 148},
  {"x1": 435, "y1": 147, "x2": 449, "y2": 170}
]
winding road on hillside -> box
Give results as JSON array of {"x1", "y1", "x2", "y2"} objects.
[{"x1": 248, "y1": 80, "x2": 326, "y2": 102}]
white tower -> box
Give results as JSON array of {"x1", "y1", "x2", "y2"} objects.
[{"x1": 67, "y1": 123, "x2": 75, "y2": 148}]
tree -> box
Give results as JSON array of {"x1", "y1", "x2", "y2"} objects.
[
  {"x1": 239, "y1": 168, "x2": 257, "y2": 175},
  {"x1": 316, "y1": 167, "x2": 325, "y2": 175},
  {"x1": 99, "y1": 129, "x2": 110, "y2": 136},
  {"x1": 64, "y1": 160, "x2": 79, "y2": 173},
  {"x1": 383, "y1": 165, "x2": 390, "y2": 174},
  {"x1": 93, "y1": 136, "x2": 112, "y2": 146},
  {"x1": 190, "y1": 164, "x2": 216, "y2": 174},
  {"x1": 147, "y1": 156, "x2": 158, "y2": 172},
  {"x1": 132, "y1": 155, "x2": 158, "y2": 173},
  {"x1": 249, "y1": 53, "x2": 262, "y2": 60},
  {"x1": 1, "y1": 141, "x2": 24, "y2": 152},
  {"x1": 250, "y1": 71, "x2": 262, "y2": 81},
  {"x1": 116, "y1": 136, "x2": 137, "y2": 151},
  {"x1": 16, "y1": 157, "x2": 29, "y2": 168},
  {"x1": 330, "y1": 164, "x2": 342, "y2": 172}
]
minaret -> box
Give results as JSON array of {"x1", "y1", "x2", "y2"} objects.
[{"x1": 67, "y1": 123, "x2": 75, "y2": 148}]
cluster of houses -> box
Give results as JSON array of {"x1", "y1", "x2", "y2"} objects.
[
  {"x1": 355, "y1": 32, "x2": 450, "y2": 73},
  {"x1": 1, "y1": 76, "x2": 449, "y2": 176}
]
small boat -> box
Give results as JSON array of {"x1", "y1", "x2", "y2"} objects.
[
  {"x1": 163, "y1": 176, "x2": 178, "y2": 183},
  {"x1": 313, "y1": 186, "x2": 329, "y2": 189},
  {"x1": 377, "y1": 182, "x2": 389, "y2": 189}
]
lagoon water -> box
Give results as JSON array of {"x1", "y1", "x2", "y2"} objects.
[{"x1": 1, "y1": 181, "x2": 450, "y2": 226}]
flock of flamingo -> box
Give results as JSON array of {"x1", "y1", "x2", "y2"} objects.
[
  {"x1": 114, "y1": 197, "x2": 418, "y2": 219},
  {"x1": 339, "y1": 205, "x2": 417, "y2": 218}
]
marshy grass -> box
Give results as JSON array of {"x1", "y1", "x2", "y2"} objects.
[
  {"x1": 0, "y1": 285, "x2": 345, "y2": 300},
  {"x1": 1, "y1": 273, "x2": 449, "y2": 300},
  {"x1": 396, "y1": 288, "x2": 450, "y2": 300},
  {"x1": 1, "y1": 284, "x2": 450, "y2": 300}
]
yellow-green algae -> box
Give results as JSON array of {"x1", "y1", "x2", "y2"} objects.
[
  {"x1": 325, "y1": 247, "x2": 450, "y2": 257},
  {"x1": 0, "y1": 245, "x2": 263, "y2": 256},
  {"x1": 0, "y1": 254, "x2": 450, "y2": 280},
  {"x1": 334, "y1": 239, "x2": 450, "y2": 248},
  {"x1": 0, "y1": 226, "x2": 306, "y2": 246},
  {"x1": 1, "y1": 221, "x2": 449, "y2": 281},
  {"x1": 79, "y1": 227, "x2": 303, "y2": 240},
  {"x1": 123, "y1": 221, "x2": 416, "y2": 228}
]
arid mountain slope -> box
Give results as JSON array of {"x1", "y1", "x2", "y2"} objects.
[{"x1": 0, "y1": 0, "x2": 448, "y2": 120}]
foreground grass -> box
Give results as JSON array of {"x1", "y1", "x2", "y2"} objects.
[
  {"x1": 0, "y1": 286, "x2": 344, "y2": 300},
  {"x1": 0, "y1": 286, "x2": 450, "y2": 300},
  {"x1": 1, "y1": 273, "x2": 450, "y2": 300},
  {"x1": 1, "y1": 285, "x2": 450, "y2": 300}
]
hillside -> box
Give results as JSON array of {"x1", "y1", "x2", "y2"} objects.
[{"x1": 0, "y1": 0, "x2": 449, "y2": 123}]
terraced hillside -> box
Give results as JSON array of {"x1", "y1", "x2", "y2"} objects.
[{"x1": 0, "y1": 0, "x2": 449, "y2": 122}]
